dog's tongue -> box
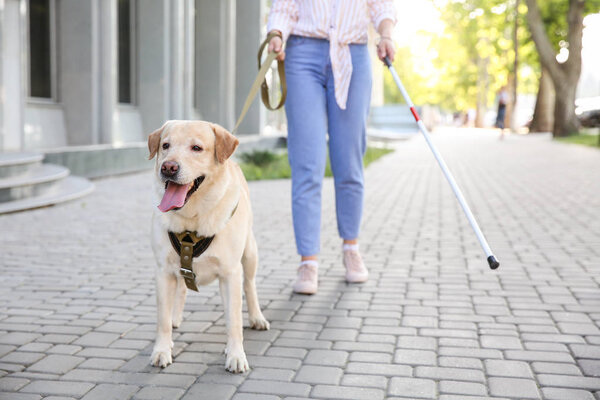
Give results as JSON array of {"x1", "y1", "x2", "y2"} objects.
[{"x1": 158, "y1": 182, "x2": 188, "y2": 212}]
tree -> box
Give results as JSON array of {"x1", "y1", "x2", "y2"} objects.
[{"x1": 525, "y1": 0, "x2": 584, "y2": 137}]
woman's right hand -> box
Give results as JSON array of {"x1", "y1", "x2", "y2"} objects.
[{"x1": 268, "y1": 31, "x2": 285, "y2": 61}]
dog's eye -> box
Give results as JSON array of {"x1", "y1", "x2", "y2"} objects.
[
  {"x1": 162, "y1": 143, "x2": 170, "y2": 150},
  {"x1": 192, "y1": 145, "x2": 203, "y2": 152}
]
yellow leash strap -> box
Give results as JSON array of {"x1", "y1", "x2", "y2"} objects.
[{"x1": 232, "y1": 32, "x2": 287, "y2": 134}]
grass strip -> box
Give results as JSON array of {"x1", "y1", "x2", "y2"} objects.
[{"x1": 239, "y1": 147, "x2": 394, "y2": 181}]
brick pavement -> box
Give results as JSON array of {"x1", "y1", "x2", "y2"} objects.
[{"x1": 0, "y1": 128, "x2": 599, "y2": 399}]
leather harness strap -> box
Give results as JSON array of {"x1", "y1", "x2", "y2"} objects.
[
  {"x1": 168, "y1": 202, "x2": 239, "y2": 292},
  {"x1": 168, "y1": 232, "x2": 214, "y2": 291}
]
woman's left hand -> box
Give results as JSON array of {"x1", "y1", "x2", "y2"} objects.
[{"x1": 377, "y1": 37, "x2": 395, "y2": 62}]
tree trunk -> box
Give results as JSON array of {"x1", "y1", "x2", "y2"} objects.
[
  {"x1": 524, "y1": 0, "x2": 584, "y2": 138},
  {"x1": 509, "y1": 0, "x2": 519, "y2": 132},
  {"x1": 529, "y1": 67, "x2": 555, "y2": 132},
  {"x1": 553, "y1": 78, "x2": 580, "y2": 137},
  {"x1": 475, "y1": 56, "x2": 489, "y2": 128}
]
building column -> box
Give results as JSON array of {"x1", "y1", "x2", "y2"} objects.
[
  {"x1": 195, "y1": 0, "x2": 236, "y2": 129},
  {"x1": 1, "y1": 0, "x2": 25, "y2": 151},
  {"x1": 97, "y1": 0, "x2": 118, "y2": 144},
  {"x1": 234, "y1": 0, "x2": 265, "y2": 135},
  {"x1": 58, "y1": 0, "x2": 98, "y2": 146}
]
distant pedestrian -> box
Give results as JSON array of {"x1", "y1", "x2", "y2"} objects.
[
  {"x1": 495, "y1": 85, "x2": 509, "y2": 139},
  {"x1": 267, "y1": 0, "x2": 397, "y2": 295}
]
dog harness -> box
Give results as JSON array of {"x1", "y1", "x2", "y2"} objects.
[{"x1": 168, "y1": 202, "x2": 238, "y2": 291}]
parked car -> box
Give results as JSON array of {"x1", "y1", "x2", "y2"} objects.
[{"x1": 576, "y1": 97, "x2": 600, "y2": 128}]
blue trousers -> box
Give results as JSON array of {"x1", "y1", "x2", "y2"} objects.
[{"x1": 284, "y1": 35, "x2": 372, "y2": 256}]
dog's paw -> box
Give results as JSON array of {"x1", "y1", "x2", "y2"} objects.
[
  {"x1": 225, "y1": 349, "x2": 249, "y2": 373},
  {"x1": 172, "y1": 316, "x2": 183, "y2": 329},
  {"x1": 249, "y1": 314, "x2": 270, "y2": 331},
  {"x1": 150, "y1": 347, "x2": 173, "y2": 368}
]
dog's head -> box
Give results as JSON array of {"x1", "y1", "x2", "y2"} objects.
[{"x1": 148, "y1": 120, "x2": 239, "y2": 212}]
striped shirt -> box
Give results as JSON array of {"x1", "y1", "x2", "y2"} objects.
[{"x1": 267, "y1": 0, "x2": 396, "y2": 109}]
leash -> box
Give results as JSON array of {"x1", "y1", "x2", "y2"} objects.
[{"x1": 232, "y1": 31, "x2": 287, "y2": 134}]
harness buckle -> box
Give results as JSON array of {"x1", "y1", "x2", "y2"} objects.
[{"x1": 180, "y1": 268, "x2": 196, "y2": 281}]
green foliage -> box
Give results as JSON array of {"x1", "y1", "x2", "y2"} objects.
[
  {"x1": 239, "y1": 149, "x2": 279, "y2": 166},
  {"x1": 384, "y1": 0, "x2": 600, "y2": 113},
  {"x1": 238, "y1": 147, "x2": 394, "y2": 181},
  {"x1": 556, "y1": 132, "x2": 600, "y2": 148}
]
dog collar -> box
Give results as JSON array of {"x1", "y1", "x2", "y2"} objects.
[{"x1": 168, "y1": 201, "x2": 239, "y2": 291}]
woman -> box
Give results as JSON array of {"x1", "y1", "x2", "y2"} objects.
[{"x1": 267, "y1": 0, "x2": 396, "y2": 294}]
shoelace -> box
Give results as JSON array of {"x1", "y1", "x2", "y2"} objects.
[{"x1": 344, "y1": 250, "x2": 364, "y2": 272}]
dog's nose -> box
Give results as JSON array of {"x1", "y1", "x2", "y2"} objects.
[{"x1": 161, "y1": 161, "x2": 179, "y2": 177}]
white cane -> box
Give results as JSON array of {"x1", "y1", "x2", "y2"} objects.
[{"x1": 383, "y1": 57, "x2": 500, "y2": 270}]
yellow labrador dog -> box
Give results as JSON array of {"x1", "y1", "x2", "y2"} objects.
[{"x1": 147, "y1": 120, "x2": 269, "y2": 373}]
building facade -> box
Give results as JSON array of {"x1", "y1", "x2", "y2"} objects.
[{"x1": 0, "y1": 0, "x2": 271, "y2": 153}]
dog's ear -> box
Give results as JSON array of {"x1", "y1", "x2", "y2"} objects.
[
  {"x1": 147, "y1": 125, "x2": 165, "y2": 160},
  {"x1": 211, "y1": 123, "x2": 239, "y2": 163}
]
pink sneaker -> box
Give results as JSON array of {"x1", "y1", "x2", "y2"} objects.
[
  {"x1": 343, "y1": 245, "x2": 369, "y2": 283},
  {"x1": 293, "y1": 261, "x2": 318, "y2": 295}
]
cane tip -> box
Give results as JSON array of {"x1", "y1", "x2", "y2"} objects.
[{"x1": 487, "y1": 255, "x2": 500, "y2": 270}]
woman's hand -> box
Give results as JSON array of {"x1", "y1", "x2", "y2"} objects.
[
  {"x1": 268, "y1": 31, "x2": 285, "y2": 61},
  {"x1": 377, "y1": 37, "x2": 395, "y2": 62},
  {"x1": 376, "y1": 18, "x2": 395, "y2": 62}
]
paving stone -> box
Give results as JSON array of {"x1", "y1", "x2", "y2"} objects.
[
  {"x1": 415, "y1": 366, "x2": 485, "y2": 383},
  {"x1": 78, "y1": 358, "x2": 126, "y2": 370},
  {"x1": 73, "y1": 332, "x2": 121, "y2": 347},
  {"x1": 488, "y1": 377, "x2": 541, "y2": 399},
  {"x1": 238, "y1": 380, "x2": 310, "y2": 397},
  {"x1": 133, "y1": 386, "x2": 186, "y2": 400},
  {"x1": 294, "y1": 365, "x2": 343, "y2": 385},
  {"x1": 249, "y1": 367, "x2": 294, "y2": 381},
  {"x1": 484, "y1": 359, "x2": 534, "y2": 378},
  {"x1": 0, "y1": 394, "x2": 42, "y2": 400},
  {"x1": 439, "y1": 380, "x2": 487, "y2": 396},
  {"x1": 181, "y1": 383, "x2": 237, "y2": 400},
  {"x1": 388, "y1": 377, "x2": 436, "y2": 399},
  {"x1": 542, "y1": 387, "x2": 595, "y2": 400},
  {"x1": 397, "y1": 336, "x2": 437, "y2": 350},
  {"x1": 0, "y1": 333, "x2": 40, "y2": 346},
  {"x1": 531, "y1": 361, "x2": 582, "y2": 375},
  {"x1": 231, "y1": 394, "x2": 279, "y2": 400},
  {"x1": 537, "y1": 374, "x2": 600, "y2": 390},
  {"x1": 480, "y1": 335, "x2": 523, "y2": 349},
  {"x1": 0, "y1": 376, "x2": 30, "y2": 391},
  {"x1": 47, "y1": 345, "x2": 83, "y2": 355},
  {"x1": 340, "y1": 374, "x2": 387, "y2": 389},
  {"x1": 349, "y1": 351, "x2": 391, "y2": 363},
  {"x1": 345, "y1": 362, "x2": 412, "y2": 377},
  {"x1": 27, "y1": 355, "x2": 84, "y2": 374},
  {"x1": 304, "y1": 349, "x2": 348, "y2": 366},
  {"x1": 80, "y1": 383, "x2": 138, "y2": 400},
  {"x1": 394, "y1": 349, "x2": 437, "y2": 366},
  {"x1": 311, "y1": 384, "x2": 385, "y2": 400},
  {"x1": 1, "y1": 351, "x2": 45, "y2": 365},
  {"x1": 19, "y1": 380, "x2": 95, "y2": 397},
  {"x1": 571, "y1": 344, "x2": 600, "y2": 359},
  {"x1": 578, "y1": 359, "x2": 600, "y2": 376},
  {"x1": 439, "y1": 356, "x2": 482, "y2": 370}
]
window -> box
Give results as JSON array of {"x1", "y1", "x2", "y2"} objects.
[
  {"x1": 28, "y1": 0, "x2": 55, "y2": 99},
  {"x1": 118, "y1": 0, "x2": 137, "y2": 104}
]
